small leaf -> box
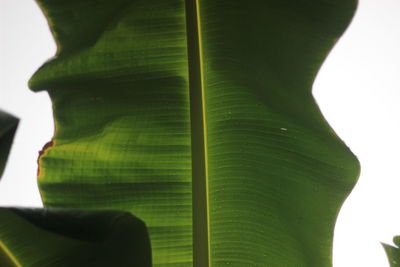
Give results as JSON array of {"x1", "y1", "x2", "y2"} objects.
[
  {"x1": 383, "y1": 237, "x2": 400, "y2": 267},
  {"x1": 0, "y1": 110, "x2": 18, "y2": 179}
]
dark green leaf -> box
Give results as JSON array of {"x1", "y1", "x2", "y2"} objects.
[
  {"x1": 0, "y1": 111, "x2": 18, "y2": 178},
  {"x1": 0, "y1": 208, "x2": 151, "y2": 267}
]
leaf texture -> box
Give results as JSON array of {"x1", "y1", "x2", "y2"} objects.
[
  {"x1": 0, "y1": 208, "x2": 151, "y2": 267},
  {"x1": 30, "y1": 0, "x2": 360, "y2": 266}
]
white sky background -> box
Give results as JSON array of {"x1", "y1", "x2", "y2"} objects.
[{"x1": 0, "y1": 1, "x2": 399, "y2": 266}]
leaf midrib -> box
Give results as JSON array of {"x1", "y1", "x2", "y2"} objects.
[{"x1": 185, "y1": 0, "x2": 210, "y2": 266}]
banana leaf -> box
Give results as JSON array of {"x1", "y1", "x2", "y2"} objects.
[
  {"x1": 383, "y1": 237, "x2": 400, "y2": 267},
  {"x1": 0, "y1": 208, "x2": 151, "y2": 267},
  {"x1": 0, "y1": 111, "x2": 18, "y2": 178},
  {"x1": 29, "y1": 0, "x2": 360, "y2": 266}
]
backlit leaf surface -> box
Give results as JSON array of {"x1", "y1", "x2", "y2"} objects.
[{"x1": 30, "y1": 0, "x2": 360, "y2": 266}]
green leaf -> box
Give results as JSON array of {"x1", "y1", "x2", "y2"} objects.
[
  {"x1": 29, "y1": 0, "x2": 360, "y2": 266},
  {"x1": 0, "y1": 110, "x2": 18, "y2": 178},
  {"x1": 0, "y1": 208, "x2": 151, "y2": 267},
  {"x1": 383, "y1": 237, "x2": 400, "y2": 267}
]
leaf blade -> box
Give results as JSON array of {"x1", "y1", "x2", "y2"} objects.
[
  {"x1": 199, "y1": 1, "x2": 359, "y2": 265},
  {"x1": 31, "y1": 1, "x2": 193, "y2": 265},
  {"x1": 0, "y1": 208, "x2": 151, "y2": 267}
]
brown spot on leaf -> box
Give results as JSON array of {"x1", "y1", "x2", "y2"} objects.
[{"x1": 37, "y1": 140, "x2": 54, "y2": 177}]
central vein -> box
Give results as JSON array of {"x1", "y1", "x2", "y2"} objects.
[{"x1": 185, "y1": 0, "x2": 210, "y2": 266}]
